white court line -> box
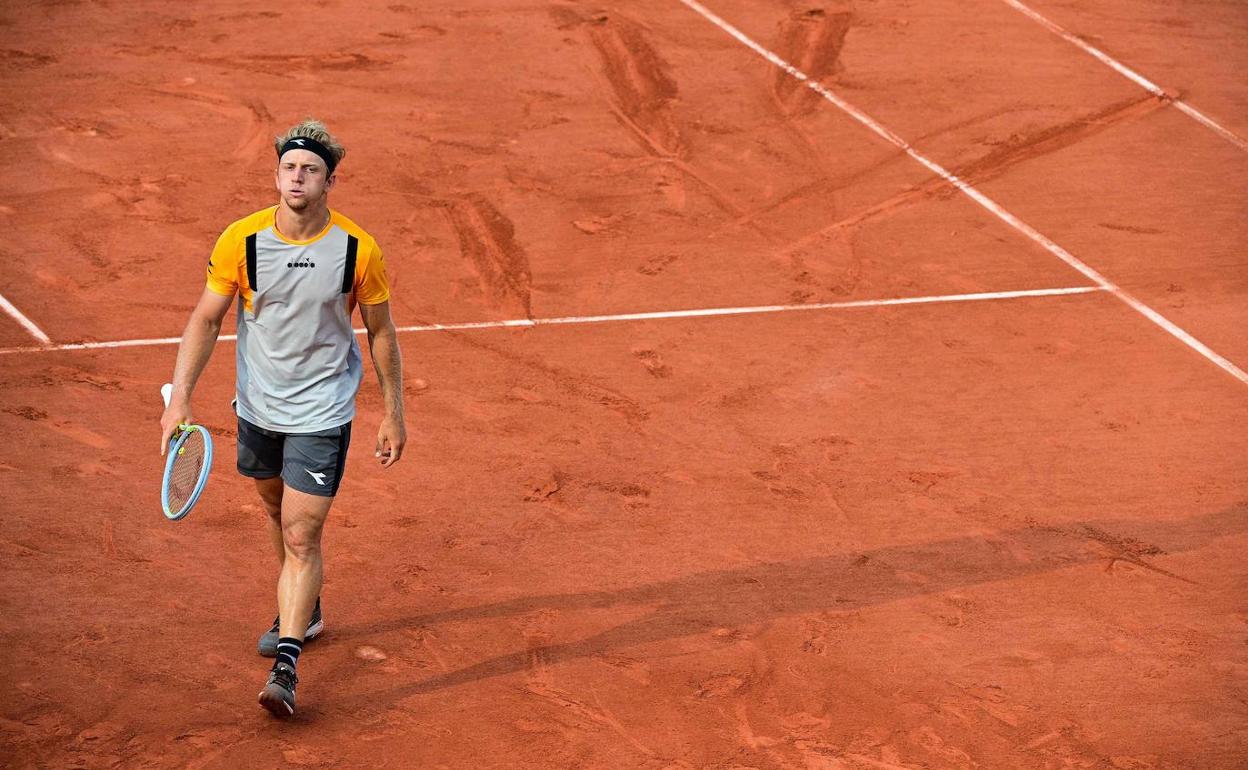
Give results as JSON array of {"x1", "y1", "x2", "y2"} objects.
[
  {"x1": 0, "y1": 286, "x2": 1103, "y2": 355},
  {"x1": 676, "y1": 0, "x2": 1248, "y2": 387},
  {"x1": 404, "y1": 286, "x2": 1103, "y2": 331},
  {"x1": 1000, "y1": 0, "x2": 1248, "y2": 153},
  {"x1": 0, "y1": 292, "x2": 51, "y2": 345}
]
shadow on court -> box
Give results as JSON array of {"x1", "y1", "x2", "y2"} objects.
[{"x1": 336, "y1": 504, "x2": 1243, "y2": 705}]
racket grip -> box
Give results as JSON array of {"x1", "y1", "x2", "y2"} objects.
[{"x1": 161, "y1": 382, "x2": 173, "y2": 408}]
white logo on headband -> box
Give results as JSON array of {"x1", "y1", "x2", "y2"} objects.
[{"x1": 292, "y1": 139, "x2": 306, "y2": 146}]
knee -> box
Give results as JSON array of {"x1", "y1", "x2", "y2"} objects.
[{"x1": 282, "y1": 522, "x2": 322, "y2": 561}]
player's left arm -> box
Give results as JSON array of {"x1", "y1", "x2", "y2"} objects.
[{"x1": 359, "y1": 300, "x2": 406, "y2": 467}]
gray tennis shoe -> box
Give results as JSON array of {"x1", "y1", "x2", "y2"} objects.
[
  {"x1": 258, "y1": 662, "x2": 298, "y2": 717},
  {"x1": 257, "y1": 598, "x2": 323, "y2": 657}
]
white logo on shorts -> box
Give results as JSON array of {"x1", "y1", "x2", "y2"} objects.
[{"x1": 305, "y1": 469, "x2": 327, "y2": 486}]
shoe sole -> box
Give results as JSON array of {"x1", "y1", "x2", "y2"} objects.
[
  {"x1": 258, "y1": 685, "x2": 296, "y2": 717},
  {"x1": 257, "y1": 619, "x2": 325, "y2": 658}
]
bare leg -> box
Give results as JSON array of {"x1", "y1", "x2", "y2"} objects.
[
  {"x1": 254, "y1": 477, "x2": 285, "y2": 566},
  {"x1": 277, "y1": 487, "x2": 334, "y2": 641}
]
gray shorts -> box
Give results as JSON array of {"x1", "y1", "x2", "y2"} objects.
[{"x1": 236, "y1": 416, "x2": 352, "y2": 497}]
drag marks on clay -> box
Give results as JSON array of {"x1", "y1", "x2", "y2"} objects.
[
  {"x1": 928, "y1": 593, "x2": 979, "y2": 629},
  {"x1": 694, "y1": 671, "x2": 752, "y2": 698},
  {"x1": 32, "y1": 142, "x2": 198, "y2": 228},
  {"x1": 1024, "y1": 517, "x2": 1198, "y2": 586},
  {"x1": 594, "y1": 653, "x2": 652, "y2": 687},
  {"x1": 523, "y1": 670, "x2": 657, "y2": 758},
  {"x1": 568, "y1": 7, "x2": 769, "y2": 228},
  {"x1": 391, "y1": 561, "x2": 449, "y2": 598},
  {"x1": 584, "y1": 10, "x2": 684, "y2": 159},
  {"x1": 585, "y1": 479, "x2": 652, "y2": 505},
  {"x1": 1097, "y1": 222, "x2": 1165, "y2": 236},
  {"x1": 938, "y1": 684, "x2": 1084, "y2": 761},
  {"x1": 523, "y1": 470, "x2": 563, "y2": 502},
  {"x1": 771, "y1": 8, "x2": 853, "y2": 118},
  {"x1": 444, "y1": 194, "x2": 534, "y2": 318},
  {"x1": 41, "y1": 419, "x2": 113, "y2": 450},
  {"x1": 142, "y1": 85, "x2": 273, "y2": 160},
  {"x1": 43, "y1": 367, "x2": 123, "y2": 393},
  {"x1": 746, "y1": 439, "x2": 852, "y2": 512},
  {"x1": 64, "y1": 721, "x2": 138, "y2": 768},
  {"x1": 195, "y1": 51, "x2": 398, "y2": 76},
  {"x1": 636, "y1": 253, "x2": 679, "y2": 276},
  {"x1": 380, "y1": 5, "x2": 448, "y2": 35},
  {"x1": 0, "y1": 48, "x2": 56, "y2": 71},
  {"x1": 52, "y1": 118, "x2": 117, "y2": 141},
  {"x1": 773, "y1": 93, "x2": 1170, "y2": 259},
  {"x1": 947, "y1": 92, "x2": 1169, "y2": 186},
  {"x1": 59, "y1": 719, "x2": 250, "y2": 770},
  {"x1": 433, "y1": 328, "x2": 649, "y2": 427},
  {"x1": 571, "y1": 213, "x2": 624, "y2": 235},
  {"x1": 515, "y1": 467, "x2": 656, "y2": 535},
  {"x1": 177, "y1": 727, "x2": 265, "y2": 770},
  {"x1": 782, "y1": 222, "x2": 863, "y2": 303},
  {"x1": 2, "y1": 405, "x2": 47, "y2": 421},
  {"x1": 1081, "y1": 525, "x2": 1197, "y2": 585},
  {"x1": 756, "y1": 89, "x2": 1157, "y2": 302},
  {"x1": 631, "y1": 347, "x2": 672, "y2": 378},
  {"x1": 906, "y1": 469, "x2": 960, "y2": 494}
]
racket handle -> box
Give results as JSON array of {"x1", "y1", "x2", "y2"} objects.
[{"x1": 161, "y1": 382, "x2": 173, "y2": 408}]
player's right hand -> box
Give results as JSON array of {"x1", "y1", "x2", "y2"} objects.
[{"x1": 160, "y1": 401, "x2": 193, "y2": 456}]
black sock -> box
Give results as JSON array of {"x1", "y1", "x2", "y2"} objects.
[{"x1": 275, "y1": 637, "x2": 303, "y2": 670}]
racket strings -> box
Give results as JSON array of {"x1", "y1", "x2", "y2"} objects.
[{"x1": 168, "y1": 429, "x2": 207, "y2": 513}]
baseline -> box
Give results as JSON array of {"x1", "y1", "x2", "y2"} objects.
[
  {"x1": 1000, "y1": 0, "x2": 1248, "y2": 153},
  {"x1": 0, "y1": 286, "x2": 1102, "y2": 356},
  {"x1": 675, "y1": 0, "x2": 1248, "y2": 387}
]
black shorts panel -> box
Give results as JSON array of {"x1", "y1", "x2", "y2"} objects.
[
  {"x1": 236, "y1": 416, "x2": 352, "y2": 497},
  {"x1": 236, "y1": 417, "x2": 283, "y2": 479}
]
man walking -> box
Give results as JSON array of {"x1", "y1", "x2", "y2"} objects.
[{"x1": 159, "y1": 119, "x2": 406, "y2": 717}]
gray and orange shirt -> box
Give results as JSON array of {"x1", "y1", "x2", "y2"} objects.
[{"x1": 205, "y1": 206, "x2": 390, "y2": 433}]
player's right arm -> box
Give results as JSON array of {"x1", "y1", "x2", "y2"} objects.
[
  {"x1": 160, "y1": 287, "x2": 233, "y2": 455},
  {"x1": 160, "y1": 225, "x2": 244, "y2": 455}
]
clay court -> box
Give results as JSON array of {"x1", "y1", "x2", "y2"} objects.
[{"x1": 2, "y1": 0, "x2": 1246, "y2": 767}]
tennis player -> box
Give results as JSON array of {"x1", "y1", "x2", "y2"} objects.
[{"x1": 158, "y1": 118, "x2": 406, "y2": 717}]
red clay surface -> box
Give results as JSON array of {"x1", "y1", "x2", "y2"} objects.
[{"x1": 2, "y1": 1, "x2": 1246, "y2": 768}]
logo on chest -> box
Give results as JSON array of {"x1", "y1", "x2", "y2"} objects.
[{"x1": 287, "y1": 258, "x2": 316, "y2": 268}]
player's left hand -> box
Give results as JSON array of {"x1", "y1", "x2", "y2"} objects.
[{"x1": 375, "y1": 414, "x2": 406, "y2": 467}]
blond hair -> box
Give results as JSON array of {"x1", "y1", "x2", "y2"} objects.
[{"x1": 274, "y1": 118, "x2": 346, "y2": 172}]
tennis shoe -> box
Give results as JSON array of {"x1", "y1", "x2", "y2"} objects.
[
  {"x1": 258, "y1": 662, "x2": 298, "y2": 717},
  {"x1": 258, "y1": 598, "x2": 323, "y2": 657}
]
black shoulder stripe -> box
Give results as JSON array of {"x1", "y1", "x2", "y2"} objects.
[
  {"x1": 342, "y1": 235, "x2": 358, "y2": 295},
  {"x1": 245, "y1": 233, "x2": 258, "y2": 293}
]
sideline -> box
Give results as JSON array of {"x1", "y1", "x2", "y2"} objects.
[{"x1": 0, "y1": 292, "x2": 51, "y2": 345}]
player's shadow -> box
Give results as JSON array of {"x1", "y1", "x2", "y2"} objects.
[{"x1": 338, "y1": 504, "x2": 1242, "y2": 705}]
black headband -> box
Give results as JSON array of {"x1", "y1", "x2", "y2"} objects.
[{"x1": 277, "y1": 137, "x2": 338, "y2": 177}]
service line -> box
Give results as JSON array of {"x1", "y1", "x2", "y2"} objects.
[
  {"x1": 675, "y1": 0, "x2": 1248, "y2": 387},
  {"x1": 0, "y1": 292, "x2": 51, "y2": 345},
  {"x1": 0, "y1": 286, "x2": 1103, "y2": 355},
  {"x1": 1000, "y1": 0, "x2": 1248, "y2": 153}
]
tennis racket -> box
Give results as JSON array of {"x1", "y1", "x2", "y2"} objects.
[{"x1": 160, "y1": 383, "x2": 213, "y2": 521}]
